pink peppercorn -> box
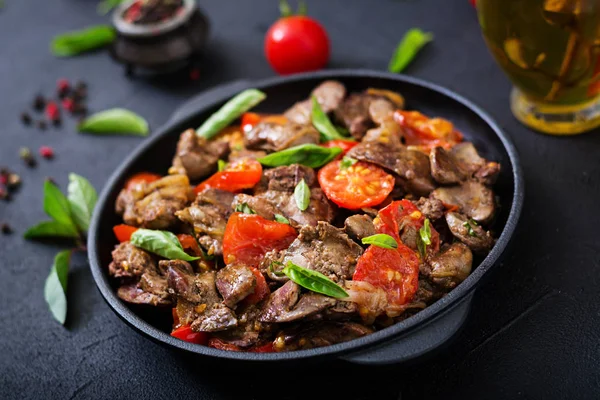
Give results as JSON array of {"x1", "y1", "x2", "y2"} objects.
[
  {"x1": 39, "y1": 146, "x2": 54, "y2": 159},
  {"x1": 57, "y1": 78, "x2": 70, "y2": 93},
  {"x1": 45, "y1": 102, "x2": 60, "y2": 121},
  {"x1": 62, "y1": 98, "x2": 74, "y2": 112}
]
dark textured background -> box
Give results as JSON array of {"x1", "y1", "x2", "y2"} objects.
[{"x1": 1, "y1": 0, "x2": 600, "y2": 399}]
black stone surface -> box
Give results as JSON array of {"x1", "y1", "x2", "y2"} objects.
[{"x1": 1, "y1": 1, "x2": 599, "y2": 399}]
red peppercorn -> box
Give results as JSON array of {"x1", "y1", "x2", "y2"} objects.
[
  {"x1": 39, "y1": 146, "x2": 54, "y2": 159},
  {"x1": 45, "y1": 102, "x2": 60, "y2": 121},
  {"x1": 62, "y1": 98, "x2": 75, "y2": 112},
  {"x1": 0, "y1": 175, "x2": 7, "y2": 185},
  {"x1": 57, "y1": 78, "x2": 70, "y2": 93}
]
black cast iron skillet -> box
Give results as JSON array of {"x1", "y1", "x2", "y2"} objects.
[{"x1": 88, "y1": 70, "x2": 524, "y2": 365}]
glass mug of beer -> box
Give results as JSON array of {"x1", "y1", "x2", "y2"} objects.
[{"x1": 477, "y1": 0, "x2": 600, "y2": 135}]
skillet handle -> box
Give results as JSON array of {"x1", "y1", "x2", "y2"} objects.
[
  {"x1": 168, "y1": 80, "x2": 252, "y2": 124},
  {"x1": 340, "y1": 294, "x2": 473, "y2": 365}
]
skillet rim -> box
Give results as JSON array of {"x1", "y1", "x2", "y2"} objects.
[{"x1": 88, "y1": 69, "x2": 524, "y2": 362}]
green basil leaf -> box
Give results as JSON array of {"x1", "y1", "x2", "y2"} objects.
[
  {"x1": 311, "y1": 96, "x2": 346, "y2": 141},
  {"x1": 361, "y1": 233, "x2": 398, "y2": 249},
  {"x1": 197, "y1": 89, "x2": 266, "y2": 139},
  {"x1": 419, "y1": 219, "x2": 432, "y2": 245},
  {"x1": 51, "y1": 25, "x2": 116, "y2": 57},
  {"x1": 217, "y1": 159, "x2": 227, "y2": 172},
  {"x1": 258, "y1": 144, "x2": 342, "y2": 168},
  {"x1": 388, "y1": 28, "x2": 434, "y2": 73},
  {"x1": 130, "y1": 229, "x2": 200, "y2": 261},
  {"x1": 294, "y1": 179, "x2": 310, "y2": 211},
  {"x1": 78, "y1": 108, "x2": 149, "y2": 136},
  {"x1": 283, "y1": 262, "x2": 348, "y2": 299},
  {"x1": 67, "y1": 174, "x2": 97, "y2": 233},
  {"x1": 44, "y1": 180, "x2": 78, "y2": 234},
  {"x1": 24, "y1": 220, "x2": 79, "y2": 239},
  {"x1": 235, "y1": 203, "x2": 256, "y2": 215},
  {"x1": 340, "y1": 156, "x2": 357, "y2": 170},
  {"x1": 274, "y1": 214, "x2": 290, "y2": 224},
  {"x1": 44, "y1": 250, "x2": 71, "y2": 324}
]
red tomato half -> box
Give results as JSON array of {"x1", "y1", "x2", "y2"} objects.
[
  {"x1": 194, "y1": 158, "x2": 262, "y2": 195},
  {"x1": 124, "y1": 172, "x2": 161, "y2": 191},
  {"x1": 265, "y1": 16, "x2": 330, "y2": 75},
  {"x1": 394, "y1": 111, "x2": 463, "y2": 151},
  {"x1": 171, "y1": 325, "x2": 208, "y2": 345},
  {"x1": 242, "y1": 267, "x2": 271, "y2": 305},
  {"x1": 222, "y1": 213, "x2": 297, "y2": 267},
  {"x1": 241, "y1": 112, "x2": 288, "y2": 133},
  {"x1": 321, "y1": 140, "x2": 358, "y2": 156},
  {"x1": 318, "y1": 160, "x2": 394, "y2": 210},
  {"x1": 113, "y1": 224, "x2": 138, "y2": 242},
  {"x1": 353, "y1": 243, "x2": 420, "y2": 306}
]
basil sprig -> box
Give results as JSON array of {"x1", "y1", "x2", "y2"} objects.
[
  {"x1": 274, "y1": 214, "x2": 290, "y2": 224},
  {"x1": 417, "y1": 218, "x2": 432, "y2": 258},
  {"x1": 258, "y1": 144, "x2": 342, "y2": 168},
  {"x1": 311, "y1": 96, "x2": 348, "y2": 141},
  {"x1": 294, "y1": 179, "x2": 310, "y2": 211},
  {"x1": 362, "y1": 233, "x2": 398, "y2": 249},
  {"x1": 282, "y1": 262, "x2": 348, "y2": 299},
  {"x1": 78, "y1": 108, "x2": 149, "y2": 136},
  {"x1": 51, "y1": 25, "x2": 116, "y2": 57},
  {"x1": 44, "y1": 250, "x2": 72, "y2": 325},
  {"x1": 67, "y1": 173, "x2": 98, "y2": 232},
  {"x1": 130, "y1": 229, "x2": 200, "y2": 262},
  {"x1": 197, "y1": 89, "x2": 266, "y2": 139},
  {"x1": 388, "y1": 28, "x2": 434, "y2": 73}
]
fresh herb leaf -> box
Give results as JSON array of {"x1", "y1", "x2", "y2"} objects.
[
  {"x1": 67, "y1": 174, "x2": 97, "y2": 233},
  {"x1": 44, "y1": 250, "x2": 71, "y2": 324},
  {"x1": 78, "y1": 108, "x2": 149, "y2": 136},
  {"x1": 388, "y1": 28, "x2": 434, "y2": 73},
  {"x1": 340, "y1": 156, "x2": 357, "y2": 170},
  {"x1": 43, "y1": 180, "x2": 78, "y2": 234},
  {"x1": 197, "y1": 89, "x2": 266, "y2": 139},
  {"x1": 335, "y1": 125, "x2": 350, "y2": 136},
  {"x1": 235, "y1": 203, "x2": 256, "y2": 215},
  {"x1": 311, "y1": 96, "x2": 346, "y2": 141},
  {"x1": 463, "y1": 219, "x2": 478, "y2": 237},
  {"x1": 97, "y1": 0, "x2": 125, "y2": 15},
  {"x1": 294, "y1": 179, "x2": 310, "y2": 211},
  {"x1": 274, "y1": 214, "x2": 290, "y2": 224},
  {"x1": 217, "y1": 159, "x2": 227, "y2": 172},
  {"x1": 361, "y1": 233, "x2": 398, "y2": 249},
  {"x1": 51, "y1": 25, "x2": 116, "y2": 57},
  {"x1": 282, "y1": 261, "x2": 348, "y2": 299},
  {"x1": 258, "y1": 144, "x2": 342, "y2": 168},
  {"x1": 130, "y1": 229, "x2": 200, "y2": 261},
  {"x1": 24, "y1": 220, "x2": 80, "y2": 239},
  {"x1": 417, "y1": 218, "x2": 432, "y2": 258}
]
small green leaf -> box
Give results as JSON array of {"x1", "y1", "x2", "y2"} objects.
[
  {"x1": 130, "y1": 229, "x2": 200, "y2": 262},
  {"x1": 43, "y1": 180, "x2": 78, "y2": 234},
  {"x1": 340, "y1": 156, "x2": 357, "y2": 170},
  {"x1": 282, "y1": 262, "x2": 349, "y2": 299},
  {"x1": 362, "y1": 234, "x2": 398, "y2": 249},
  {"x1": 388, "y1": 28, "x2": 434, "y2": 73},
  {"x1": 235, "y1": 203, "x2": 256, "y2": 215},
  {"x1": 197, "y1": 89, "x2": 266, "y2": 139},
  {"x1": 51, "y1": 25, "x2": 116, "y2": 57},
  {"x1": 417, "y1": 218, "x2": 432, "y2": 258},
  {"x1": 24, "y1": 220, "x2": 79, "y2": 239},
  {"x1": 294, "y1": 179, "x2": 310, "y2": 211},
  {"x1": 258, "y1": 144, "x2": 342, "y2": 168},
  {"x1": 67, "y1": 174, "x2": 97, "y2": 233},
  {"x1": 44, "y1": 250, "x2": 71, "y2": 324},
  {"x1": 217, "y1": 159, "x2": 227, "y2": 172},
  {"x1": 97, "y1": 0, "x2": 125, "y2": 15},
  {"x1": 311, "y1": 96, "x2": 347, "y2": 141},
  {"x1": 78, "y1": 108, "x2": 149, "y2": 136},
  {"x1": 274, "y1": 214, "x2": 290, "y2": 224},
  {"x1": 463, "y1": 219, "x2": 478, "y2": 237}
]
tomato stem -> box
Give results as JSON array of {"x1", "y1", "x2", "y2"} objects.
[{"x1": 279, "y1": 0, "x2": 292, "y2": 17}]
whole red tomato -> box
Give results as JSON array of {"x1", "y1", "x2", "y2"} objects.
[{"x1": 265, "y1": 15, "x2": 330, "y2": 75}]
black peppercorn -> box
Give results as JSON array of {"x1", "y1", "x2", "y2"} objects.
[
  {"x1": 1, "y1": 223, "x2": 12, "y2": 234},
  {"x1": 33, "y1": 94, "x2": 46, "y2": 111},
  {"x1": 20, "y1": 112, "x2": 32, "y2": 125}
]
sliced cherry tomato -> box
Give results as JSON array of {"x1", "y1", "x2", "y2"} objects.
[
  {"x1": 250, "y1": 342, "x2": 275, "y2": 353},
  {"x1": 241, "y1": 112, "x2": 288, "y2": 133},
  {"x1": 124, "y1": 172, "x2": 161, "y2": 191},
  {"x1": 353, "y1": 243, "x2": 419, "y2": 306},
  {"x1": 177, "y1": 234, "x2": 202, "y2": 256},
  {"x1": 171, "y1": 325, "x2": 209, "y2": 345},
  {"x1": 113, "y1": 224, "x2": 138, "y2": 242},
  {"x1": 242, "y1": 267, "x2": 271, "y2": 305},
  {"x1": 321, "y1": 139, "x2": 358, "y2": 156},
  {"x1": 222, "y1": 213, "x2": 297, "y2": 267},
  {"x1": 318, "y1": 160, "x2": 394, "y2": 210},
  {"x1": 194, "y1": 158, "x2": 262, "y2": 195},
  {"x1": 394, "y1": 110, "x2": 463, "y2": 151},
  {"x1": 208, "y1": 337, "x2": 242, "y2": 351}
]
